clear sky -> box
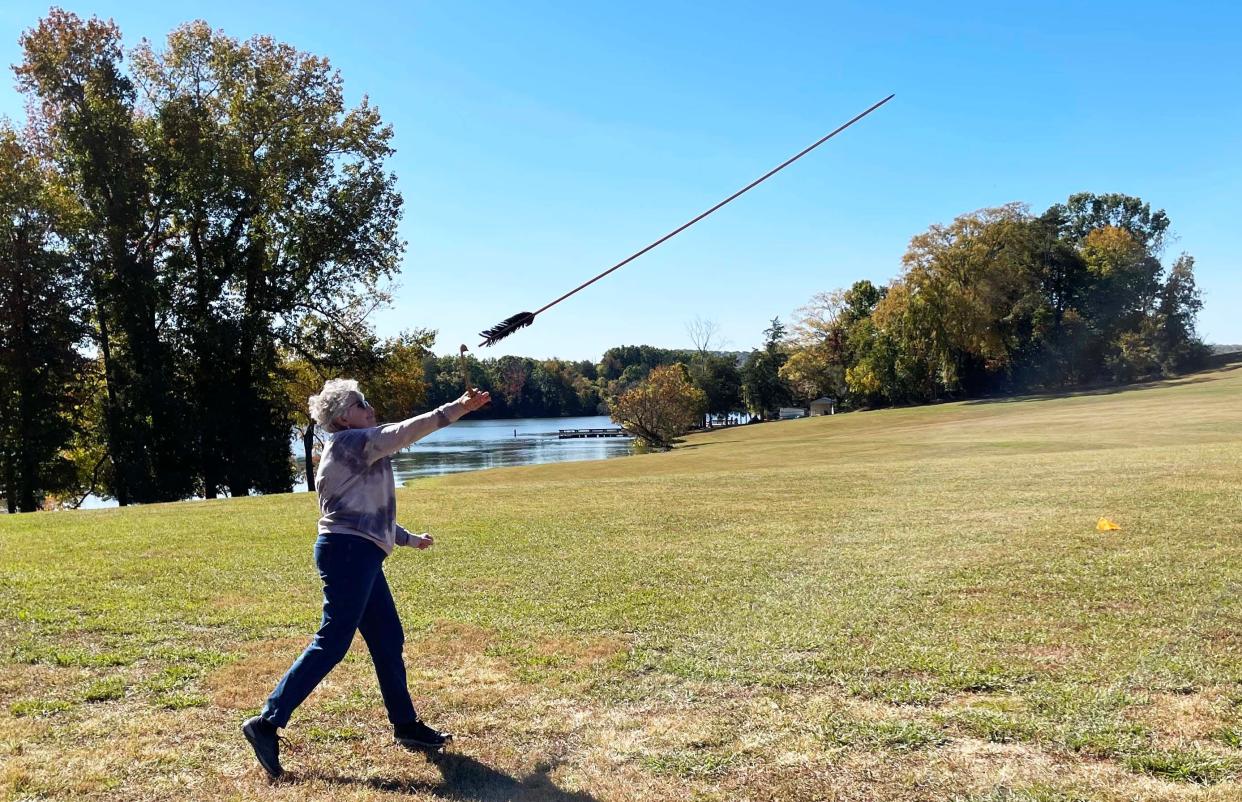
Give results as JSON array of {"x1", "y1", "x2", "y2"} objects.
[{"x1": 3, "y1": 1, "x2": 1239, "y2": 360}]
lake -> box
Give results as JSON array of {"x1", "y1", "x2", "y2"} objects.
[{"x1": 299, "y1": 414, "x2": 633, "y2": 489}]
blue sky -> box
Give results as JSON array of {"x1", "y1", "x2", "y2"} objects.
[{"x1": 3, "y1": 1, "x2": 1239, "y2": 360}]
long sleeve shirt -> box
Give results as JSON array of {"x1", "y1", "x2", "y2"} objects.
[{"x1": 315, "y1": 400, "x2": 469, "y2": 555}]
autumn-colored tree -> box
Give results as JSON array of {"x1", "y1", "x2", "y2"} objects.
[
  {"x1": 365, "y1": 331, "x2": 434, "y2": 422},
  {"x1": 780, "y1": 281, "x2": 886, "y2": 404},
  {"x1": 611, "y1": 364, "x2": 706, "y2": 449},
  {"x1": 778, "y1": 192, "x2": 1206, "y2": 409}
]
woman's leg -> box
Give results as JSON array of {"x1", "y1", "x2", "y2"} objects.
[
  {"x1": 358, "y1": 570, "x2": 418, "y2": 725},
  {"x1": 261, "y1": 535, "x2": 385, "y2": 727}
]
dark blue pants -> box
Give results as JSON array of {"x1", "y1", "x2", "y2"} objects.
[{"x1": 261, "y1": 534, "x2": 417, "y2": 728}]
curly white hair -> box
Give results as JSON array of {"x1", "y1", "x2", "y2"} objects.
[{"x1": 309, "y1": 378, "x2": 363, "y2": 431}]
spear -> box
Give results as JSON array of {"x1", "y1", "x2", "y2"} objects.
[{"x1": 477, "y1": 93, "x2": 895, "y2": 347}]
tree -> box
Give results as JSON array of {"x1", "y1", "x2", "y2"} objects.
[
  {"x1": 1047, "y1": 192, "x2": 1170, "y2": 253},
  {"x1": 825, "y1": 193, "x2": 1205, "y2": 404},
  {"x1": 131, "y1": 21, "x2": 405, "y2": 498},
  {"x1": 682, "y1": 316, "x2": 740, "y2": 421},
  {"x1": 741, "y1": 318, "x2": 792, "y2": 418},
  {"x1": 363, "y1": 330, "x2": 434, "y2": 423},
  {"x1": 495, "y1": 355, "x2": 530, "y2": 409},
  {"x1": 610, "y1": 364, "x2": 706, "y2": 449},
  {"x1": 0, "y1": 127, "x2": 90, "y2": 511},
  {"x1": 895, "y1": 203, "x2": 1042, "y2": 395},
  {"x1": 18, "y1": 9, "x2": 194, "y2": 504},
  {"x1": 1152, "y1": 254, "x2": 1208, "y2": 373},
  {"x1": 781, "y1": 281, "x2": 887, "y2": 405},
  {"x1": 689, "y1": 354, "x2": 742, "y2": 420},
  {"x1": 686, "y1": 315, "x2": 723, "y2": 355},
  {"x1": 780, "y1": 289, "x2": 846, "y2": 403},
  {"x1": 15, "y1": 11, "x2": 406, "y2": 502}
]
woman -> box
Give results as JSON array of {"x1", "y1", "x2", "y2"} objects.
[{"x1": 243, "y1": 378, "x2": 491, "y2": 778}]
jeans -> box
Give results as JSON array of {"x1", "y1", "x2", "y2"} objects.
[{"x1": 261, "y1": 534, "x2": 416, "y2": 728}]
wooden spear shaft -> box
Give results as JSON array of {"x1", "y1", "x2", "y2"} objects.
[{"x1": 477, "y1": 93, "x2": 896, "y2": 347}]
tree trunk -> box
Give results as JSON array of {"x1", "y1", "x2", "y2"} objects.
[
  {"x1": 17, "y1": 347, "x2": 37, "y2": 512},
  {"x1": 303, "y1": 423, "x2": 316, "y2": 492},
  {"x1": 190, "y1": 216, "x2": 218, "y2": 500},
  {"x1": 200, "y1": 414, "x2": 217, "y2": 499},
  {"x1": 4, "y1": 458, "x2": 16, "y2": 514},
  {"x1": 12, "y1": 242, "x2": 38, "y2": 512},
  {"x1": 91, "y1": 271, "x2": 129, "y2": 506}
]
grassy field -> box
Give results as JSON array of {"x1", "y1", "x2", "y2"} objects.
[{"x1": 2, "y1": 362, "x2": 1240, "y2": 801}]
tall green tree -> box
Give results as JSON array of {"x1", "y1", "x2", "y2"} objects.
[
  {"x1": 131, "y1": 21, "x2": 405, "y2": 497},
  {"x1": 17, "y1": 9, "x2": 193, "y2": 503},
  {"x1": 689, "y1": 354, "x2": 742, "y2": 419},
  {"x1": 0, "y1": 127, "x2": 90, "y2": 512},
  {"x1": 1048, "y1": 192, "x2": 1170, "y2": 252},
  {"x1": 15, "y1": 11, "x2": 407, "y2": 502},
  {"x1": 1153, "y1": 254, "x2": 1207, "y2": 373},
  {"x1": 741, "y1": 317, "x2": 792, "y2": 418}
]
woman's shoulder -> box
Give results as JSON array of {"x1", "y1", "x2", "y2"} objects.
[
  {"x1": 328, "y1": 427, "x2": 375, "y2": 444},
  {"x1": 324, "y1": 428, "x2": 378, "y2": 467}
]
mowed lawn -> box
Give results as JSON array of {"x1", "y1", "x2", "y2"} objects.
[{"x1": 2, "y1": 364, "x2": 1240, "y2": 802}]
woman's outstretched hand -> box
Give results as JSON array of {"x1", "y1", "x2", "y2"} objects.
[{"x1": 459, "y1": 389, "x2": 491, "y2": 413}]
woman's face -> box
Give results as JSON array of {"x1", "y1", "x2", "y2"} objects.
[{"x1": 336, "y1": 392, "x2": 376, "y2": 430}]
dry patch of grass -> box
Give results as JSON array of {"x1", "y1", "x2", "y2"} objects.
[
  {"x1": 533, "y1": 635, "x2": 630, "y2": 669},
  {"x1": 206, "y1": 636, "x2": 308, "y2": 710},
  {"x1": 1130, "y1": 691, "x2": 1232, "y2": 743}
]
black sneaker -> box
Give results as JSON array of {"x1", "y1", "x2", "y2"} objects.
[
  {"x1": 242, "y1": 715, "x2": 283, "y2": 778},
  {"x1": 395, "y1": 717, "x2": 452, "y2": 749}
]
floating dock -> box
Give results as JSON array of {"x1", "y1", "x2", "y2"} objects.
[{"x1": 558, "y1": 428, "x2": 631, "y2": 439}]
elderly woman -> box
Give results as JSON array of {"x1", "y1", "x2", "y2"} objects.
[{"x1": 243, "y1": 378, "x2": 490, "y2": 778}]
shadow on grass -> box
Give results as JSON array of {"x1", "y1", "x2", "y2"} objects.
[
  {"x1": 963, "y1": 363, "x2": 1241, "y2": 406},
  {"x1": 676, "y1": 439, "x2": 746, "y2": 450},
  {"x1": 318, "y1": 749, "x2": 600, "y2": 801}
]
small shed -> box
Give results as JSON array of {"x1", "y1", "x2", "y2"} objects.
[
  {"x1": 777, "y1": 407, "x2": 807, "y2": 420},
  {"x1": 809, "y1": 397, "x2": 837, "y2": 416}
]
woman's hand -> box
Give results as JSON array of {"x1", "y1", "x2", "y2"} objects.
[{"x1": 458, "y1": 389, "x2": 491, "y2": 412}]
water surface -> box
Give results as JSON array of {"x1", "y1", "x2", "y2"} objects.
[{"x1": 297, "y1": 415, "x2": 633, "y2": 489}]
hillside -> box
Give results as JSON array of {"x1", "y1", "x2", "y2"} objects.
[{"x1": 2, "y1": 360, "x2": 1240, "y2": 801}]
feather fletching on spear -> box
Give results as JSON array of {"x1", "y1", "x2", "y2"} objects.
[{"x1": 478, "y1": 312, "x2": 536, "y2": 347}]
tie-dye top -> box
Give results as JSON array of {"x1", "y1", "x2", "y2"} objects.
[{"x1": 316, "y1": 400, "x2": 469, "y2": 555}]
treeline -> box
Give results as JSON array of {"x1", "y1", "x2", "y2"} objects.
[
  {"x1": 420, "y1": 344, "x2": 745, "y2": 420},
  {"x1": 1, "y1": 11, "x2": 408, "y2": 510},
  {"x1": 775, "y1": 194, "x2": 1208, "y2": 410}
]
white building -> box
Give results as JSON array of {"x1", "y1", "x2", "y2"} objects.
[{"x1": 809, "y1": 397, "x2": 837, "y2": 416}]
